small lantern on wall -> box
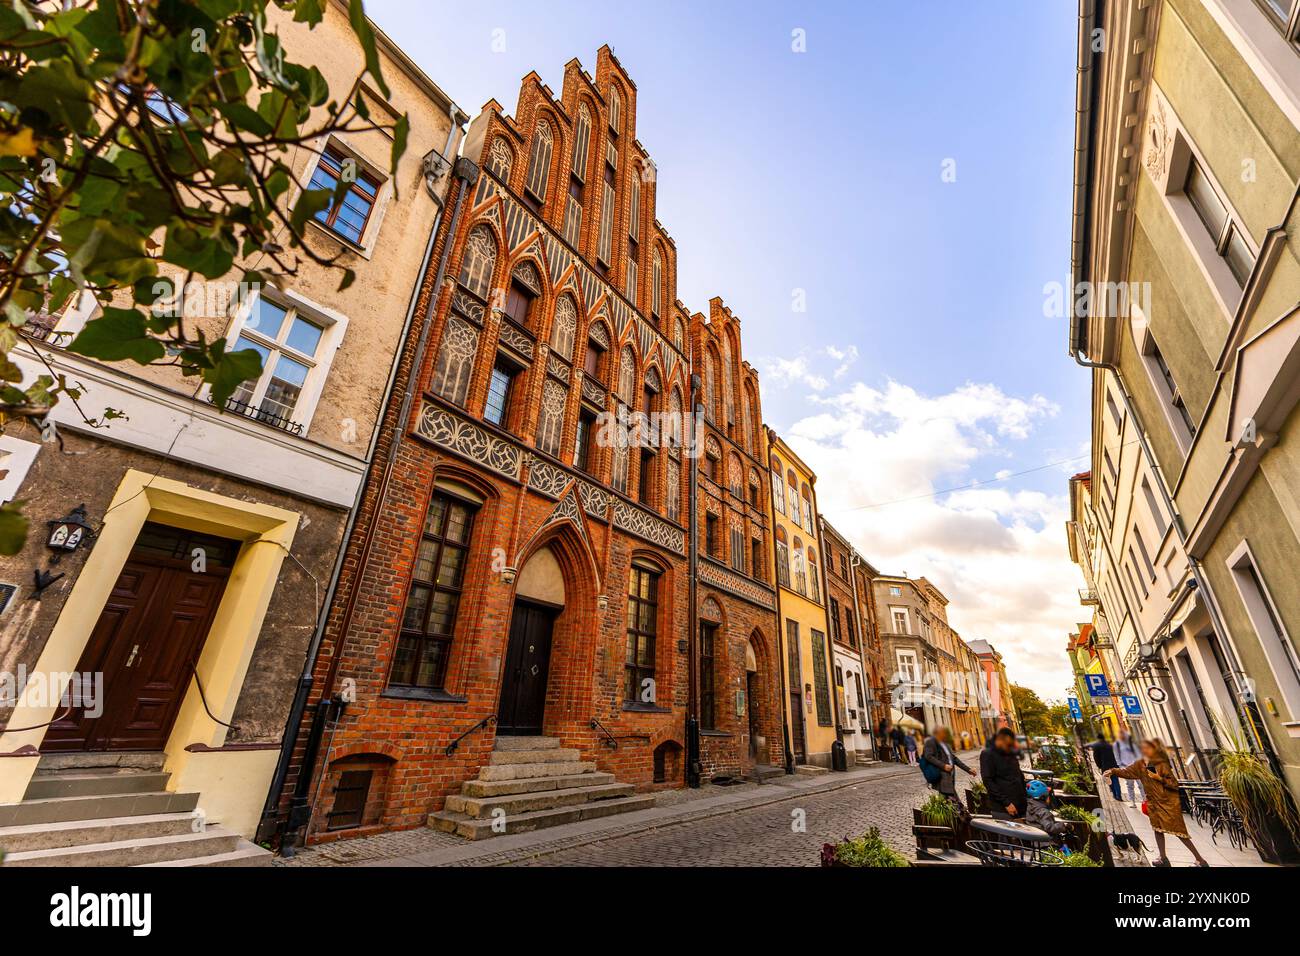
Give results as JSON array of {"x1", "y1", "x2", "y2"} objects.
[{"x1": 46, "y1": 504, "x2": 94, "y2": 562}]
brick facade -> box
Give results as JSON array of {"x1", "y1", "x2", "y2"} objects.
[{"x1": 691, "y1": 299, "x2": 783, "y2": 778}]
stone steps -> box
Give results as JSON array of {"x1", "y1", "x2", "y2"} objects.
[
  {"x1": 445, "y1": 781, "x2": 635, "y2": 818},
  {"x1": 24, "y1": 770, "x2": 171, "y2": 800},
  {"x1": 430, "y1": 794, "x2": 655, "y2": 840},
  {"x1": 427, "y1": 734, "x2": 652, "y2": 840},
  {"x1": 0, "y1": 764, "x2": 271, "y2": 867},
  {"x1": 3, "y1": 827, "x2": 243, "y2": 867},
  {"x1": 794, "y1": 764, "x2": 829, "y2": 777},
  {"x1": 0, "y1": 812, "x2": 197, "y2": 853}
]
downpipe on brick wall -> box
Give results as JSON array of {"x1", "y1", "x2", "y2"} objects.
[{"x1": 260, "y1": 155, "x2": 480, "y2": 851}]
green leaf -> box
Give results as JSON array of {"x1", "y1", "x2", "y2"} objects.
[
  {"x1": 293, "y1": 0, "x2": 326, "y2": 26},
  {"x1": 291, "y1": 187, "x2": 332, "y2": 233},
  {"x1": 67, "y1": 308, "x2": 166, "y2": 364},
  {"x1": 0, "y1": 502, "x2": 29, "y2": 556},
  {"x1": 163, "y1": 224, "x2": 235, "y2": 279},
  {"x1": 206, "y1": 344, "x2": 264, "y2": 409},
  {"x1": 391, "y1": 113, "x2": 409, "y2": 177},
  {"x1": 347, "y1": 0, "x2": 390, "y2": 98}
]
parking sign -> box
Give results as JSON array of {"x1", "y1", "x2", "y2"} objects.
[
  {"x1": 1085, "y1": 673, "x2": 1110, "y2": 698},
  {"x1": 1122, "y1": 695, "x2": 1142, "y2": 716}
]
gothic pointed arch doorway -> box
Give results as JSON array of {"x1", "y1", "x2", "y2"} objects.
[{"x1": 498, "y1": 545, "x2": 565, "y2": 736}]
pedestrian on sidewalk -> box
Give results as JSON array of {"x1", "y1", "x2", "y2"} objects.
[
  {"x1": 1088, "y1": 732, "x2": 1122, "y2": 799},
  {"x1": 904, "y1": 729, "x2": 919, "y2": 764},
  {"x1": 890, "y1": 723, "x2": 907, "y2": 763},
  {"x1": 1105, "y1": 738, "x2": 1209, "y2": 867},
  {"x1": 921, "y1": 725, "x2": 976, "y2": 803},
  {"x1": 980, "y1": 727, "x2": 1027, "y2": 818},
  {"x1": 1113, "y1": 729, "x2": 1143, "y2": 807},
  {"x1": 877, "y1": 719, "x2": 894, "y2": 762}
]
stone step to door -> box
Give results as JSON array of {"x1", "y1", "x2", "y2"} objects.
[
  {"x1": 794, "y1": 764, "x2": 829, "y2": 777},
  {"x1": 444, "y1": 782, "x2": 636, "y2": 819},
  {"x1": 479, "y1": 760, "x2": 595, "y2": 782},
  {"x1": 24, "y1": 770, "x2": 171, "y2": 800},
  {"x1": 0, "y1": 791, "x2": 199, "y2": 827},
  {"x1": 36, "y1": 752, "x2": 168, "y2": 773},
  {"x1": 488, "y1": 747, "x2": 582, "y2": 766},
  {"x1": 137, "y1": 840, "x2": 272, "y2": 867},
  {"x1": 462, "y1": 770, "x2": 617, "y2": 799},
  {"x1": 429, "y1": 793, "x2": 655, "y2": 840},
  {"x1": 3, "y1": 827, "x2": 241, "y2": 867},
  {"x1": 493, "y1": 736, "x2": 562, "y2": 752},
  {"x1": 0, "y1": 812, "x2": 198, "y2": 854}
]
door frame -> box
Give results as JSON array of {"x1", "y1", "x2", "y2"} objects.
[{"x1": 0, "y1": 470, "x2": 298, "y2": 803}]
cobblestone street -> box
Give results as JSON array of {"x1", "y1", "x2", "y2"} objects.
[{"x1": 514, "y1": 761, "x2": 948, "y2": 867}]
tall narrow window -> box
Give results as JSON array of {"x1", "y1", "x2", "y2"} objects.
[
  {"x1": 626, "y1": 564, "x2": 659, "y2": 703},
  {"x1": 550, "y1": 296, "x2": 577, "y2": 361},
  {"x1": 1184, "y1": 157, "x2": 1253, "y2": 286},
  {"x1": 775, "y1": 529, "x2": 791, "y2": 588},
  {"x1": 1146, "y1": 335, "x2": 1196, "y2": 436},
  {"x1": 483, "y1": 357, "x2": 517, "y2": 428},
  {"x1": 809, "y1": 548, "x2": 821, "y2": 603},
  {"x1": 574, "y1": 409, "x2": 596, "y2": 472},
  {"x1": 487, "y1": 137, "x2": 513, "y2": 181},
  {"x1": 751, "y1": 538, "x2": 763, "y2": 581},
  {"x1": 1230, "y1": 547, "x2": 1300, "y2": 717},
  {"x1": 793, "y1": 542, "x2": 807, "y2": 596},
  {"x1": 1141, "y1": 477, "x2": 1167, "y2": 537},
  {"x1": 802, "y1": 489, "x2": 814, "y2": 534},
  {"x1": 730, "y1": 524, "x2": 745, "y2": 572},
  {"x1": 811, "y1": 630, "x2": 832, "y2": 727},
  {"x1": 700, "y1": 622, "x2": 717, "y2": 731},
  {"x1": 456, "y1": 225, "x2": 497, "y2": 300},
  {"x1": 391, "y1": 492, "x2": 476, "y2": 690},
  {"x1": 652, "y1": 250, "x2": 663, "y2": 319},
  {"x1": 705, "y1": 513, "x2": 719, "y2": 557},
  {"x1": 308, "y1": 145, "x2": 382, "y2": 244},
  {"x1": 525, "y1": 120, "x2": 554, "y2": 206},
  {"x1": 629, "y1": 176, "x2": 641, "y2": 241},
  {"x1": 639, "y1": 449, "x2": 656, "y2": 505},
  {"x1": 598, "y1": 167, "x2": 615, "y2": 265},
  {"x1": 772, "y1": 460, "x2": 785, "y2": 513},
  {"x1": 536, "y1": 379, "x2": 566, "y2": 458},
  {"x1": 430, "y1": 317, "x2": 478, "y2": 408},
  {"x1": 788, "y1": 474, "x2": 801, "y2": 527},
  {"x1": 571, "y1": 103, "x2": 591, "y2": 181}
]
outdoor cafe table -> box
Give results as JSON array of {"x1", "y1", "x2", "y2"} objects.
[{"x1": 970, "y1": 818, "x2": 1052, "y2": 844}]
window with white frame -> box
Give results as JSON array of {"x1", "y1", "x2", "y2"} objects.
[
  {"x1": 896, "y1": 650, "x2": 919, "y2": 683},
  {"x1": 1229, "y1": 543, "x2": 1300, "y2": 718},
  {"x1": 226, "y1": 293, "x2": 338, "y2": 433},
  {"x1": 1255, "y1": 0, "x2": 1300, "y2": 47},
  {"x1": 891, "y1": 607, "x2": 909, "y2": 633},
  {"x1": 307, "y1": 143, "x2": 384, "y2": 247}
]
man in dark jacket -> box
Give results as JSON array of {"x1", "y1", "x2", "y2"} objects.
[
  {"x1": 1088, "y1": 733, "x2": 1121, "y2": 799},
  {"x1": 980, "y1": 728, "x2": 1027, "y2": 818}
]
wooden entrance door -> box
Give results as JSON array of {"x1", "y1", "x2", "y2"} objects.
[
  {"x1": 43, "y1": 523, "x2": 239, "y2": 752},
  {"x1": 497, "y1": 600, "x2": 557, "y2": 736}
]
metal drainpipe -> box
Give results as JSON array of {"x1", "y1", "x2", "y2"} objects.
[
  {"x1": 766, "y1": 427, "x2": 794, "y2": 774},
  {"x1": 685, "y1": 374, "x2": 702, "y2": 789},
  {"x1": 257, "y1": 113, "x2": 464, "y2": 846},
  {"x1": 272, "y1": 155, "x2": 479, "y2": 851}
]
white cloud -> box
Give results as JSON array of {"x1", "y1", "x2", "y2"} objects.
[{"x1": 779, "y1": 376, "x2": 1081, "y2": 700}]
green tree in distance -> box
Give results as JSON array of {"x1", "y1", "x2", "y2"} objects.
[{"x1": 0, "y1": 0, "x2": 407, "y2": 553}]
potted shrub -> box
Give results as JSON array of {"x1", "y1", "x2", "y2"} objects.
[
  {"x1": 965, "y1": 780, "x2": 989, "y2": 814},
  {"x1": 1043, "y1": 848, "x2": 1101, "y2": 867},
  {"x1": 1053, "y1": 802, "x2": 1110, "y2": 865},
  {"x1": 821, "y1": 827, "x2": 910, "y2": 867},
  {"x1": 1217, "y1": 725, "x2": 1300, "y2": 865}
]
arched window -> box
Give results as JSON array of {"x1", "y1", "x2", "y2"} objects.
[
  {"x1": 787, "y1": 470, "x2": 801, "y2": 527},
  {"x1": 608, "y1": 86, "x2": 622, "y2": 133},
  {"x1": 801, "y1": 484, "x2": 814, "y2": 533},
  {"x1": 506, "y1": 261, "x2": 541, "y2": 329},
  {"x1": 774, "y1": 525, "x2": 791, "y2": 588},
  {"x1": 430, "y1": 316, "x2": 478, "y2": 408},
  {"x1": 652, "y1": 250, "x2": 663, "y2": 320},
  {"x1": 808, "y1": 547, "x2": 821, "y2": 603},
  {"x1": 536, "y1": 377, "x2": 566, "y2": 459},
  {"x1": 705, "y1": 348, "x2": 720, "y2": 423},
  {"x1": 745, "y1": 379, "x2": 761, "y2": 454},
  {"x1": 584, "y1": 320, "x2": 610, "y2": 383},
  {"x1": 771, "y1": 455, "x2": 785, "y2": 514},
  {"x1": 748, "y1": 468, "x2": 761, "y2": 508},
  {"x1": 727, "y1": 452, "x2": 743, "y2": 497},
  {"x1": 525, "y1": 119, "x2": 553, "y2": 204},
  {"x1": 487, "y1": 137, "x2": 513, "y2": 181},
  {"x1": 572, "y1": 103, "x2": 592, "y2": 180},
  {"x1": 673, "y1": 316, "x2": 685, "y2": 352},
  {"x1": 550, "y1": 295, "x2": 577, "y2": 361},
  {"x1": 793, "y1": 538, "x2": 807, "y2": 596},
  {"x1": 457, "y1": 225, "x2": 497, "y2": 300},
  {"x1": 617, "y1": 345, "x2": 636, "y2": 406}
]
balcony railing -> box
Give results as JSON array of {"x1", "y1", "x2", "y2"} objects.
[
  {"x1": 1079, "y1": 587, "x2": 1099, "y2": 605},
  {"x1": 221, "y1": 395, "x2": 305, "y2": 436}
]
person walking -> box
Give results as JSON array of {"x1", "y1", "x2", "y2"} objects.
[
  {"x1": 1105, "y1": 738, "x2": 1209, "y2": 867},
  {"x1": 1088, "y1": 732, "x2": 1121, "y2": 799},
  {"x1": 877, "y1": 719, "x2": 893, "y2": 762},
  {"x1": 1113, "y1": 729, "x2": 1143, "y2": 807},
  {"x1": 903, "y1": 729, "x2": 919, "y2": 764},
  {"x1": 980, "y1": 727, "x2": 1027, "y2": 818},
  {"x1": 890, "y1": 723, "x2": 907, "y2": 763},
  {"x1": 921, "y1": 726, "x2": 977, "y2": 803}
]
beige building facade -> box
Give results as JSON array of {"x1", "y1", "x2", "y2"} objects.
[{"x1": 1071, "y1": 0, "x2": 1300, "y2": 838}]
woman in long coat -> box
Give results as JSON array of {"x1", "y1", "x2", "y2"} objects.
[{"x1": 1105, "y1": 738, "x2": 1209, "y2": 867}]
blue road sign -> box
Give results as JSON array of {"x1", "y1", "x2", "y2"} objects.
[
  {"x1": 1068, "y1": 697, "x2": 1083, "y2": 720},
  {"x1": 1085, "y1": 673, "x2": 1111, "y2": 698},
  {"x1": 1122, "y1": 695, "x2": 1142, "y2": 716}
]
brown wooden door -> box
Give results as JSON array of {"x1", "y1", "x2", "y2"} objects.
[
  {"x1": 497, "y1": 600, "x2": 556, "y2": 736},
  {"x1": 43, "y1": 523, "x2": 238, "y2": 753}
]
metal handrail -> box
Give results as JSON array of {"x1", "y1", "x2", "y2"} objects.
[
  {"x1": 445, "y1": 714, "x2": 495, "y2": 756},
  {"x1": 590, "y1": 716, "x2": 618, "y2": 749}
]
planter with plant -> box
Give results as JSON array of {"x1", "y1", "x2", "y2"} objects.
[
  {"x1": 821, "y1": 827, "x2": 911, "y2": 867},
  {"x1": 1043, "y1": 848, "x2": 1101, "y2": 867},
  {"x1": 1053, "y1": 803, "x2": 1110, "y2": 864},
  {"x1": 1215, "y1": 721, "x2": 1300, "y2": 865},
  {"x1": 965, "y1": 781, "x2": 989, "y2": 814}
]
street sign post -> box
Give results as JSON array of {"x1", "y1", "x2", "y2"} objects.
[
  {"x1": 1085, "y1": 673, "x2": 1110, "y2": 699},
  {"x1": 1121, "y1": 695, "x2": 1142, "y2": 716},
  {"x1": 1068, "y1": 697, "x2": 1083, "y2": 720}
]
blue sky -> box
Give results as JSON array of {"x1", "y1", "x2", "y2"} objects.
[{"x1": 367, "y1": 0, "x2": 1088, "y2": 698}]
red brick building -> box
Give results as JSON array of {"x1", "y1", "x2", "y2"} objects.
[
  {"x1": 690, "y1": 298, "x2": 783, "y2": 779},
  {"x1": 277, "y1": 47, "x2": 710, "y2": 843}
]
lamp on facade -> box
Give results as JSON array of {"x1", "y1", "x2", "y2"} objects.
[{"x1": 46, "y1": 504, "x2": 94, "y2": 562}]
